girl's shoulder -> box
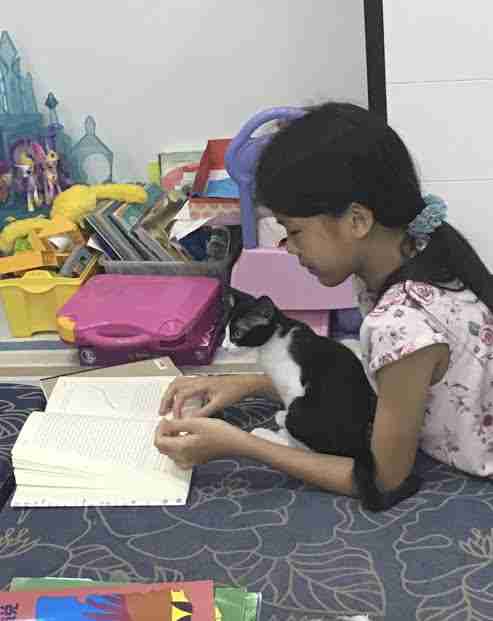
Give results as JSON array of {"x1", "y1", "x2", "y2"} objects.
[
  {"x1": 364, "y1": 279, "x2": 488, "y2": 319},
  {"x1": 362, "y1": 279, "x2": 493, "y2": 357},
  {"x1": 359, "y1": 279, "x2": 493, "y2": 393}
]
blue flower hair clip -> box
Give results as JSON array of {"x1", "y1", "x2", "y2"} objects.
[{"x1": 407, "y1": 194, "x2": 447, "y2": 251}]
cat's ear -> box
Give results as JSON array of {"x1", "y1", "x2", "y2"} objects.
[
  {"x1": 225, "y1": 286, "x2": 256, "y2": 309},
  {"x1": 257, "y1": 296, "x2": 276, "y2": 318}
]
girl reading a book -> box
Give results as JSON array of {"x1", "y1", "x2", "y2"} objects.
[{"x1": 154, "y1": 102, "x2": 493, "y2": 510}]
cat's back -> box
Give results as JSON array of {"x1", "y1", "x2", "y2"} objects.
[
  {"x1": 288, "y1": 324, "x2": 376, "y2": 421},
  {"x1": 289, "y1": 324, "x2": 371, "y2": 392}
]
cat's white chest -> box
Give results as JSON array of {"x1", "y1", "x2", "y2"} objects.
[{"x1": 258, "y1": 330, "x2": 305, "y2": 408}]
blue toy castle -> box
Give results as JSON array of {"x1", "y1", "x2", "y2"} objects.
[
  {"x1": 0, "y1": 31, "x2": 44, "y2": 162},
  {"x1": 0, "y1": 29, "x2": 113, "y2": 194}
]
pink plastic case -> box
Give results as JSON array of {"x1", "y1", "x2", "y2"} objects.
[{"x1": 57, "y1": 274, "x2": 224, "y2": 366}]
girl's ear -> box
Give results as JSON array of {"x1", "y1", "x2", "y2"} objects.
[{"x1": 347, "y1": 202, "x2": 375, "y2": 239}]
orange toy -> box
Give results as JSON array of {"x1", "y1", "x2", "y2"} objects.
[{"x1": 0, "y1": 249, "x2": 58, "y2": 276}]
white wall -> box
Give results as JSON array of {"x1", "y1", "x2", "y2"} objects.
[
  {"x1": 383, "y1": 0, "x2": 493, "y2": 270},
  {"x1": 3, "y1": 0, "x2": 367, "y2": 182}
]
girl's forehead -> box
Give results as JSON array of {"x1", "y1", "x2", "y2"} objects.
[
  {"x1": 273, "y1": 213, "x2": 329, "y2": 229},
  {"x1": 273, "y1": 214, "x2": 308, "y2": 226}
]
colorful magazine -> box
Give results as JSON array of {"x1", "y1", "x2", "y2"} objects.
[
  {"x1": 9, "y1": 578, "x2": 262, "y2": 620},
  {"x1": 159, "y1": 149, "x2": 204, "y2": 194},
  {"x1": 3, "y1": 580, "x2": 214, "y2": 620}
]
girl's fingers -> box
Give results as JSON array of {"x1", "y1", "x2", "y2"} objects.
[
  {"x1": 157, "y1": 417, "x2": 194, "y2": 435},
  {"x1": 154, "y1": 424, "x2": 184, "y2": 453},
  {"x1": 172, "y1": 387, "x2": 206, "y2": 418},
  {"x1": 154, "y1": 417, "x2": 173, "y2": 440},
  {"x1": 160, "y1": 383, "x2": 206, "y2": 418},
  {"x1": 191, "y1": 398, "x2": 220, "y2": 418},
  {"x1": 154, "y1": 417, "x2": 198, "y2": 445},
  {"x1": 174, "y1": 459, "x2": 193, "y2": 470},
  {"x1": 159, "y1": 382, "x2": 181, "y2": 414}
]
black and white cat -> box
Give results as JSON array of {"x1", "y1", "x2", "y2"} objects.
[
  {"x1": 225, "y1": 290, "x2": 423, "y2": 510},
  {"x1": 226, "y1": 291, "x2": 377, "y2": 458}
]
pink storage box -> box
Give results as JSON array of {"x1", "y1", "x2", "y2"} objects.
[
  {"x1": 56, "y1": 274, "x2": 224, "y2": 366},
  {"x1": 231, "y1": 247, "x2": 356, "y2": 335}
]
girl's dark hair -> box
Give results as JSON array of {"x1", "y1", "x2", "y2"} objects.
[{"x1": 255, "y1": 102, "x2": 493, "y2": 312}]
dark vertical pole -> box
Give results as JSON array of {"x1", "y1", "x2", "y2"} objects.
[{"x1": 364, "y1": 0, "x2": 387, "y2": 120}]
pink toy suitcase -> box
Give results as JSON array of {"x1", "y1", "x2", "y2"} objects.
[{"x1": 56, "y1": 274, "x2": 225, "y2": 366}]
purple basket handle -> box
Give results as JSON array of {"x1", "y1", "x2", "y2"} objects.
[
  {"x1": 83, "y1": 327, "x2": 152, "y2": 350},
  {"x1": 225, "y1": 107, "x2": 306, "y2": 248}
]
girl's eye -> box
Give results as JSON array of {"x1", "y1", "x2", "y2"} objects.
[{"x1": 288, "y1": 230, "x2": 300, "y2": 236}]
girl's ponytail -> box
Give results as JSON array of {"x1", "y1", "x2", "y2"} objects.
[
  {"x1": 430, "y1": 223, "x2": 493, "y2": 312},
  {"x1": 381, "y1": 222, "x2": 493, "y2": 313}
]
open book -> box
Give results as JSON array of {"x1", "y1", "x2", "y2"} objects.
[{"x1": 11, "y1": 373, "x2": 193, "y2": 508}]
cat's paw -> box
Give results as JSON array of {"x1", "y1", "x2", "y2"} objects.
[{"x1": 274, "y1": 410, "x2": 287, "y2": 428}]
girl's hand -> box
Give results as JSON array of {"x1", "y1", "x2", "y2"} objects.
[
  {"x1": 159, "y1": 374, "x2": 271, "y2": 418},
  {"x1": 154, "y1": 416, "x2": 246, "y2": 469}
]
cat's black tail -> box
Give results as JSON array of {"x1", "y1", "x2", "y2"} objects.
[{"x1": 353, "y1": 449, "x2": 422, "y2": 511}]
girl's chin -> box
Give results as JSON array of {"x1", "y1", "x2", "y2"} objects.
[
  {"x1": 316, "y1": 272, "x2": 346, "y2": 287},
  {"x1": 305, "y1": 265, "x2": 345, "y2": 287},
  {"x1": 306, "y1": 265, "x2": 321, "y2": 276},
  {"x1": 309, "y1": 269, "x2": 328, "y2": 283},
  {"x1": 316, "y1": 273, "x2": 331, "y2": 285}
]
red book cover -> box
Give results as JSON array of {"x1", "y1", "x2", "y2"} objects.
[{"x1": 0, "y1": 580, "x2": 214, "y2": 620}]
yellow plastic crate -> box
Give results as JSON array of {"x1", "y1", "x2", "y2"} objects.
[{"x1": 0, "y1": 256, "x2": 99, "y2": 337}]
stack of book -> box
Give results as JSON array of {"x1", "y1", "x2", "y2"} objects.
[
  {"x1": 10, "y1": 355, "x2": 262, "y2": 508},
  {"x1": 10, "y1": 357, "x2": 195, "y2": 508},
  {"x1": 84, "y1": 183, "x2": 193, "y2": 262},
  {"x1": 84, "y1": 180, "x2": 242, "y2": 283},
  {"x1": 4, "y1": 576, "x2": 262, "y2": 620}
]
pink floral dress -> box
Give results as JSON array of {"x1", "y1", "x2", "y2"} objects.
[{"x1": 356, "y1": 277, "x2": 493, "y2": 477}]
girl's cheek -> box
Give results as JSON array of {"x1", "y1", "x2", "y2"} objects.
[{"x1": 286, "y1": 237, "x2": 298, "y2": 255}]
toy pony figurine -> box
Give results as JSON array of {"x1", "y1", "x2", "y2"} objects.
[
  {"x1": 0, "y1": 160, "x2": 13, "y2": 204},
  {"x1": 44, "y1": 149, "x2": 62, "y2": 203},
  {"x1": 15, "y1": 151, "x2": 42, "y2": 212},
  {"x1": 31, "y1": 142, "x2": 62, "y2": 206}
]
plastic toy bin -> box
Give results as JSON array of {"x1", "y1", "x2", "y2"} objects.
[{"x1": 0, "y1": 255, "x2": 98, "y2": 337}]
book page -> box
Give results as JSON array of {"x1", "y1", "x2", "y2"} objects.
[
  {"x1": 46, "y1": 376, "x2": 175, "y2": 419},
  {"x1": 40, "y1": 356, "x2": 180, "y2": 400},
  {"x1": 11, "y1": 486, "x2": 180, "y2": 507},
  {"x1": 14, "y1": 468, "x2": 165, "y2": 491},
  {"x1": 12, "y1": 411, "x2": 191, "y2": 505}
]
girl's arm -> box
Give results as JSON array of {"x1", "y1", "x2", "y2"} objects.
[
  {"x1": 234, "y1": 344, "x2": 447, "y2": 496},
  {"x1": 160, "y1": 373, "x2": 281, "y2": 418},
  {"x1": 369, "y1": 343, "x2": 448, "y2": 491},
  {"x1": 155, "y1": 344, "x2": 447, "y2": 502}
]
